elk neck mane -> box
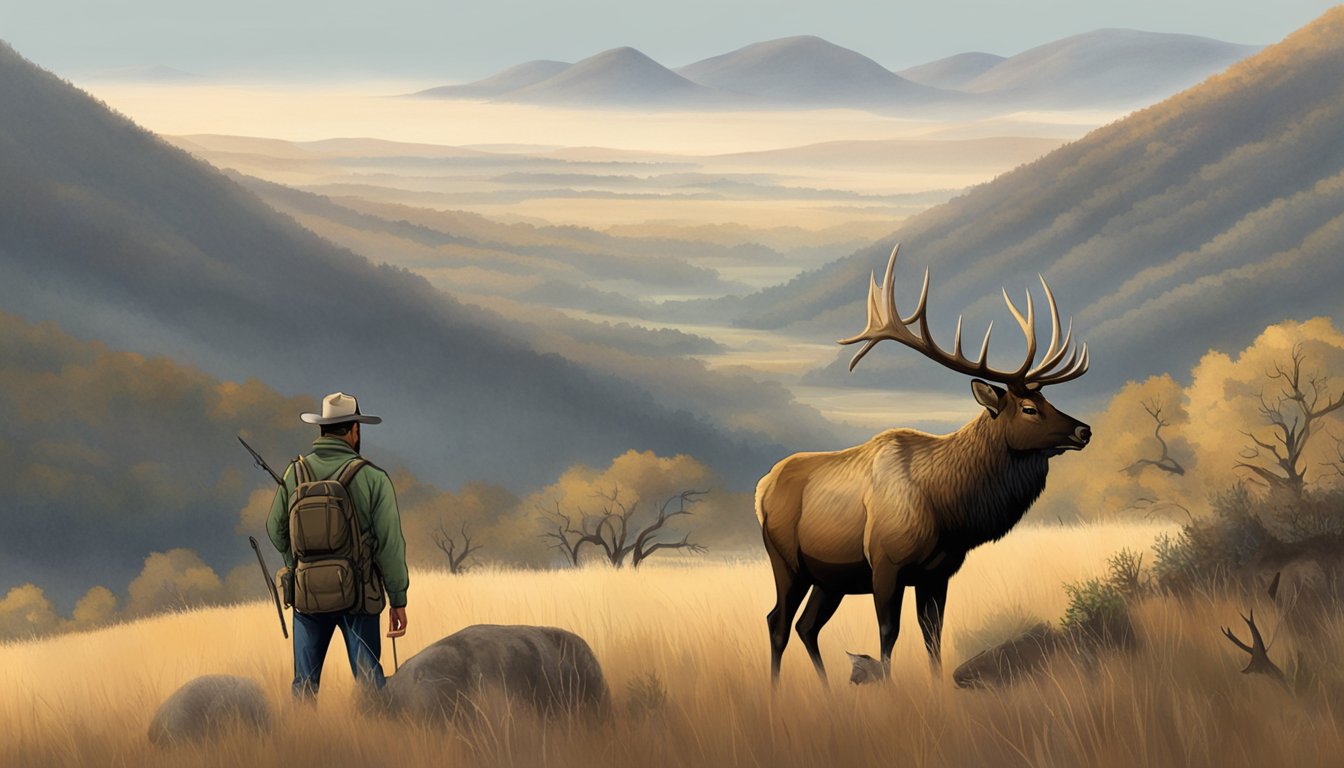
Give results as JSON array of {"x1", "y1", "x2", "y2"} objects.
[{"x1": 900, "y1": 410, "x2": 1051, "y2": 547}]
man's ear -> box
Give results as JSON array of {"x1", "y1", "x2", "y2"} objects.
[{"x1": 971, "y1": 379, "x2": 1007, "y2": 417}]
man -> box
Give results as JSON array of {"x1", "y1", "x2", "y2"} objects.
[{"x1": 267, "y1": 391, "x2": 409, "y2": 700}]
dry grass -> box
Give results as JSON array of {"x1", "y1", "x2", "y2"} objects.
[{"x1": 3, "y1": 521, "x2": 1342, "y2": 767}]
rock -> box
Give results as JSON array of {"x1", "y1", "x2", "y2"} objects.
[
  {"x1": 953, "y1": 622, "x2": 1063, "y2": 689},
  {"x1": 367, "y1": 624, "x2": 611, "y2": 721},
  {"x1": 148, "y1": 675, "x2": 271, "y2": 747},
  {"x1": 846, "y1": 651, "x2": 885, "y2": 685}
]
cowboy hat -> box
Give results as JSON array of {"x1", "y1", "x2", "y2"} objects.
[{"x1": 300, "y1": 392, "x2": 383, "y2": 425}]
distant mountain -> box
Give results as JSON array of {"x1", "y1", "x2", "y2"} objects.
[
  {"x1": 408, "y1": 30, "x2": 1258, "y2": 112},
  {"x1": 0, "y1": 40, "x2": 814, "y2": 493},
  {"x1": 87, "y1": 64, "x2": 204, "y2": 83},
  {"x1": 963, "y1": 29, "x2": 1260, "y2": 107},
  {"x1": 504, "y1": 47, "x2": 729, "y2": 107},
  {"x1": 412, "y1": 59, "x2": 571, "y2": 99},
  {"x1": 897, "y1": 52, "x2": 1005, "y2": 90},
  {"x1": 676, "y1": 35, "x2": 950, "y2": 107},
  {"x1": 717, "y1": 8, "x2": 1344, "y2": 399}
]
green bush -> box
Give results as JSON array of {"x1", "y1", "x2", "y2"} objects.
[
  {"x1": 1061, "y1": 578, "x2": 1129, "y2": 638},
  {"x1": 1107, "y1": 548, "x2": 1146, "y2": 597},
  {"x1": 1151, "y1": 483, "x2": 1344, "y2": 593}
]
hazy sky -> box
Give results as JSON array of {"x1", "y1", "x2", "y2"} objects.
[{"x1": 4, "y1": 0, "x2": 1338, "y2": 80}]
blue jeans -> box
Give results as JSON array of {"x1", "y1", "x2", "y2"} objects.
[{"x1": 292, "y1": 611, "x2": 386, "y2": 699}]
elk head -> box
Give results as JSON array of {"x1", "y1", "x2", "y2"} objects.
[{"x1": 839, "y1": 244, "x2": 1092, "y2": 455}]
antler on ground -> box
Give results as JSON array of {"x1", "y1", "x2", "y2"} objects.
[{"x1": 1221, "y1": 608, "x2": 1287, "y2": 686}]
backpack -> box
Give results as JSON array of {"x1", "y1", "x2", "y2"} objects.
[{"x1": 287, "y1": 456, "x2": 387, "y2": 615}]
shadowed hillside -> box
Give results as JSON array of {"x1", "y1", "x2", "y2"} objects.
[
  {"x1": 715, "y1": 8, "x2": 1344, "y2": 398},
  {"x1": 0, "y1": 311, "x2": 317, "y2": 605},
  {"x1": 0, "y1": 41, "x2": 825, "y2": 491}
]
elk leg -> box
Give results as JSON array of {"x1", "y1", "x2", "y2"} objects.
[
  {"x1": 872, "y1": 561, "x2": 905, "y2": 679},
  {"x1": 766, "y1": 553, "x2": 812, "y2": 684},
  {"x1": 795, "y1": 586, "x2": 843, "y2": 681},
  {"x1": 915, "y1": 578, "x2": 949, "y2": 678}
]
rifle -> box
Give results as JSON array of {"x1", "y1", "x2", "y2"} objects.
[
  {"x1": 238, "y1": 436, "x2": 283, "y2": 485},
  {"x1": 238, "y1": 436, "x2": 288, "y2": 639},
  {"x1": 250, "y1": 536, "x2": 289, "y2": 639}
]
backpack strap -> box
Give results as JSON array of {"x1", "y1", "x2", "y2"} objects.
[
  {"x1": 334, "y1": 457, "x2": 369, "y2": 489},
  {"x1": 292, "y1": 455, "x2": 312, "y2": 485}
]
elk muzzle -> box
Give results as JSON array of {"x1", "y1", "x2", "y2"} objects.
[{"x1": 1060, "y1": 424, "x2": 1091, "y2": 451}]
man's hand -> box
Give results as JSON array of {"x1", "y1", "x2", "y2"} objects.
[{"x1": 387, "y1": 606, "x2": 408, "y2": 638}]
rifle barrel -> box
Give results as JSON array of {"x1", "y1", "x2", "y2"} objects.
[{"x1": 238, "y1": 436, "x2": 283, "y2": 486}]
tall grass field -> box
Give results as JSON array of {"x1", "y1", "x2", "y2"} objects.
[{"x1": 3, "y1": 521, "x2": 1341, "y2": 767}]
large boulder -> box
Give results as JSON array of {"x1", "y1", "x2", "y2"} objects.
[
  {"x1": 148, "y1": 674, "x2": 271, "y2": 747},
  {"x1": 368, "y1": 624, "x2": 611, "y2": 721}
]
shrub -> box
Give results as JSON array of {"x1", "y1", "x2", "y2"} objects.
[
  {"x1": 1107, "y1": 548, "x2": 1147, "y2": 597},
  {"x1": 1151, "y1": 483, "x2": 1344, "y2": 593},
  {"x1": 1060, "y1": 577, "x2": 1132, "y2": 646}
]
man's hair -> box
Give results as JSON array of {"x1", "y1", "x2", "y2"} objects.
[{"x1": 320, "y1": 421, "x2": 356, "y2": 437}]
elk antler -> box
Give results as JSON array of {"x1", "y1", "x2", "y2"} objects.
[
  {"x1": 1221, "y1": 608, "x2": 1286, "y2": 685},
  {"x1": 838, "y1": 244, "x2": 1089, "y2": 389}
]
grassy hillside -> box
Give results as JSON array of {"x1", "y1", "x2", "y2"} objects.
[
  {"x1": 722, "y1": 8, "x2": 1344, "y2": 399},
  {"x1": 0, "y1": 41, "x2": 822, "y2": 490},
  {"x1": 23, "y1": 523, "x2": 1332, "y2": 768}
]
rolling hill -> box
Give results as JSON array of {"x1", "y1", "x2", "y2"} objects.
[
  {"x1": 497, "y1": 47, "x2": 730, "y2": 107},
  {"x1": 897, "y1": 52, "x2": 1005, "y2": 90},
  {"x1": 714, "y1": 8, "x2": 1344, "y2": 399},
  {"x1": 675, "y1": 35, "x2": 950, "y2": 107},
  {"x1": 0, "y1": 40, "x2": 825, "y2": 493},
  {"x1": 962, "y1": 29, "x2": 1260, "y2": 107},
  {"x1": 411, "y1": 30, "x2": 1258, "y2": 112},
  {"x1": 412, "y1": 59, "x2": 571, "y2": 99}
]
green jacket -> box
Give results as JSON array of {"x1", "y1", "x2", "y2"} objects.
[{"x1": 267, "y1": 437, "x2": 409, "y2": 608}]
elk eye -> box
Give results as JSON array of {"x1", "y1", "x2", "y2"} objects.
[{"x1": 1022, "y1": 406, "x2": 1039, "y2": 415}]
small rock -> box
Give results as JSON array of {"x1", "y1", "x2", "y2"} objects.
[
  {"x1": 148, "y1": 674, "x2": 271, "y2": 747},
  {"x1": 846, "y1": 651, "x2": 885, "y2": 685}
]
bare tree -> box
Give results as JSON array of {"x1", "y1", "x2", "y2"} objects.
[
  {"x1": 1121, "y1": 399, "x2": 1186, "y2": 476},
  {"x1": 630, "y1": 490, "x2": 708, "y2": 568},
  {"x1": 536, "y1": 487, "x2": 708, "y2": 569},
  {"x1": 1235, "y1": 344, "x2": 1344, "y2": 497},
  {"x1": 1327, "y1": 435, "x2": 1344, "y2": 480},
  {"x1": 586, "y1": 487, "x2": 638, "y2": 567},
  {"x1": 538, "y1": 502, "x2": 592, "y2": 567},
  {"x1": 432, "y1": 519, "x2": 482, "y2": 574}
]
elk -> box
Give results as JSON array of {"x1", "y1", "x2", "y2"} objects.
[{"x1": 756, "y1": 244, "x2": 1091, "y2": 683}]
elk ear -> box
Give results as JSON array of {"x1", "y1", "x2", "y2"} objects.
[{"x1": 971, "y1": 379, "x2": 1006, "y2": 417}]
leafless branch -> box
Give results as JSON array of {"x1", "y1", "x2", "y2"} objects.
[
  {"x1": 432, "y1": 518, "x2": 482, "y2": 574},
  {"x1": 539, "y1": 488, "x2": 710, "y2": 569},
  {"x1": 538, "y1": 502, "x2": 592, "y2": 567},
  {"x1": 631, "y1": 490, "x2": 709, "y2": 568},
  {"x1": 1121, "y1": 398, "x2": 1186, "y2": 476},
  {"x1": 1237, "y1": 344, "x2": 1343, "y2": 497}
]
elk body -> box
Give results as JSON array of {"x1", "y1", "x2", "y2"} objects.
[{"x1": 756, "y1": 245, "x2": 1092, "y2": 682}]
